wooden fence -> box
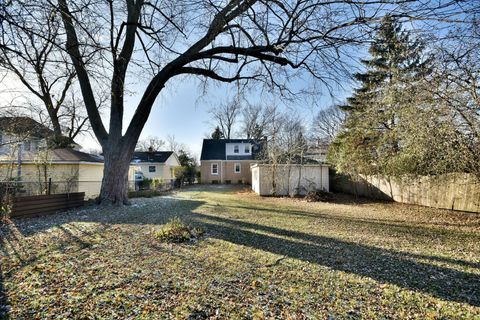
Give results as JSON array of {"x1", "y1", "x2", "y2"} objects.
[
  {"x1": 331, "y1": 173, "x2": 480, "y2": 213},
  {"x1": 10, "y1": 192, "x2": 85, "y2": 218}
]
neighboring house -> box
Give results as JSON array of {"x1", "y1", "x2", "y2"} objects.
[
  {"x1": 129, "y1": 150, "x2": 180, "y2": 184},
  {"x1": 0, "y1": 117, "x2": 104, "y2": 198},
  {"x1": 200, "y1": 139, "x2": 264, "y2": 184}
]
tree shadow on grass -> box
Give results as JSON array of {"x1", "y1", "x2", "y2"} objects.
[
  {"x1": 191, "y1": 214, "x2": 480, "y2": 306},
  {"x1": 0, "y1": 264, "x2": 8, "y2": 320},
  {"x1": 2, "y1": 196, "x2": 480, "y2": 309}
]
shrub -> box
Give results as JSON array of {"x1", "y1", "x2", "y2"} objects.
[
  {"x1": 155, "y1": 217, "x2": 204, "y2": 243},
  {"x1": 305, "y1": 189, "x2": 334, "y2": 202},
  {"x1": 138, "y1": 178, "x2": 153, "y2": 190}
]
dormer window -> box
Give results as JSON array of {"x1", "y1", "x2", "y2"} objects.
[
  {"x1": 234, "y1": 145, "x2": 239, "y2": 153},
  {"x1": 245, "y1": 145, "x2": 250, "y2": 153}
]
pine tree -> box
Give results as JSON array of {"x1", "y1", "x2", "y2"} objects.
[
  {"x1": 211, "y1": 126, "x2": 225, "y2": 139},
  {"x1": 345, "y1": 16, "x2": 431, "y2": 113},
  {"x1": 331, "y1": 16, "x2": 432, "y2": 175}
]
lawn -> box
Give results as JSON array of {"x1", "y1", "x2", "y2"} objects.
[{"x1": 1, "y1": 185, "x2": 479, "y2": 319}]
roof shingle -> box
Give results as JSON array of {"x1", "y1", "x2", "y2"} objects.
[{"x1": 131, "y1": 151, "x2": 174, "y2": 163}]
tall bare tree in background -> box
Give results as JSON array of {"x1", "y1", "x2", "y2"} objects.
[
  {"x1": 242, "y1": 103, "x2": 275, "y2": 140},
  {"x1": 209, "y1": 98, "x2": 242, "y2": 139},
  {"x1": 0, "y1": 2, "x2": 95, "y2": 146},
  {"x1": 311, "y1": 105, "x2": 346, "y2": 144},
  {"x1": 0, "y1": 0, "x2": 470, "y2": 204},
  {"x1": 135, "y1": 135, "x2": 165, "y2": 152},
  {"x1": 166, "y1": 135, "x2": 187, "y2": 154}
]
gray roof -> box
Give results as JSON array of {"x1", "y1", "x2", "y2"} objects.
[
  {"x1": 200, "y1": 139, "x2": 264, "y2": 161},
  {"x1": 0, "y1": 117, "x2": 54, "y2": 138},
  {"x1": 131, "y1": 151, "x2": 174, "y2": 163},
  {"x1": 50, "y1": 148, "x2": 104, "y2": 163},
  {"x1": 3, "y1": 148, "x2": 104, "y2": 163}
]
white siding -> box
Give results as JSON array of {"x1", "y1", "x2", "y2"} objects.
[
  {"x1": 251, "y1": 164, "x2": 329, "y2": 196},
  {"x1": 225, "y1": 142, "x2": 251, "y2": 156},
  {"x1": 129, "y1": 154, "x2": 180, "y2": 182}
]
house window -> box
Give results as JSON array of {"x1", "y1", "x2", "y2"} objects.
[
  {"x1": 245, "y1": 145, "x2": 250, "y2": 153},
  {"x1": 234, "y1": 145, "x2": 239, "y2": 153},
  {"x1": 234, "y1": 163, "x2": 241, "y2": 173},
  {"x1": 149, "y1": 166, "x2": 156, "y2": 173},
  {"x1": 211, "y1": 163, "x2": 219, "y2": 175}
]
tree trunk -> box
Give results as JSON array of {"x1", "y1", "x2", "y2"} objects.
[{"x1": 98, "y1": 144, "x2": 135, "y2": 205}]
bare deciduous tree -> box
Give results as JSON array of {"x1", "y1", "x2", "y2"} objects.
[
  {"x1": 166, "y1": 134, "x2": 186, "y2": 154},
  {"x1": 0, "y1": 2, "x2": 94, "y2": 146},
  {"x1": 311, "y1": 105, "x2": 346, "y2": 144},
  {"x1": 136, "y1": 135, "x2": 165, "y2": 152},
  {"x1": 241, "y1": 103, "x2": 275, "y2": 140},
  {"x1": 209, "y1": 98, "x2": 242, "y2": 139}
]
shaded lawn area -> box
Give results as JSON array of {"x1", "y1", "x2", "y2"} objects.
[{"x1": 1, "y1": 185, "x2": 479, "y2": 319}]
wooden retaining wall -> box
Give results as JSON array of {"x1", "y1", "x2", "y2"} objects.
[{"x1": 10, "y1": 192, "x2": 85, "y2": 218}]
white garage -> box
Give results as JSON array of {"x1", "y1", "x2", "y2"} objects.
[{"x1": 251, "y1": 163, "x2": 329, "y2": 196}]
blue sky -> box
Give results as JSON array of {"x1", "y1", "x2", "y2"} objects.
[{"x1": 112, "y1": 73, "x2": 353, "y2": 159}]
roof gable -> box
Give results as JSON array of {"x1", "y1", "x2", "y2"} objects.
[{"x1": 200, "y1": 139, "x2": 264, "y2": 161}]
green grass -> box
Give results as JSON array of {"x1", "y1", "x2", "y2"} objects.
[{"x1": 1, "y1": 185, "x2": 479, "y2": 319}]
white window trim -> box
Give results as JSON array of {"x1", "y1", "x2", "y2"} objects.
[
  {"x1": 234, "y1": 163, "x2": 241, "y2": 173},
  {"x1": 244, "y1": 145, "x2": 250, "y2": 153},
  {"x1": 234, "y1": 145, "x2": 239, "y2": 153},
  {"x1": 211, "y1": 163, "x2": 219, "y2": 175}
]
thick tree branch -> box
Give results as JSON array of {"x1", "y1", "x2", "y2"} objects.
[{"x1": 58, "y1": 0, "x2": 108, "y2": 144}]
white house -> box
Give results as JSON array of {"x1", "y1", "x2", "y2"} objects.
[{"x1": 129, "y1": 151, "x2": 180, "y2": 184}]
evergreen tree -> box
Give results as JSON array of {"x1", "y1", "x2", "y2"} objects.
[
  {"x1": 175, "y1": 150, "x2": 197, "y2": 186},
  {"x1": 211, "y1": 126, "x2": 225, "y2": 139},
  {"x1": 344, "y1": 16, "x2": 431, "y2": 113},
  {"x1": 331, "y1": 16, "x2": 432, "y2": 175}
]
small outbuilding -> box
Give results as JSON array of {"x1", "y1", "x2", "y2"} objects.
[{"x1": 251, "y1": 163, "x2": 329, "y2": 196}]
